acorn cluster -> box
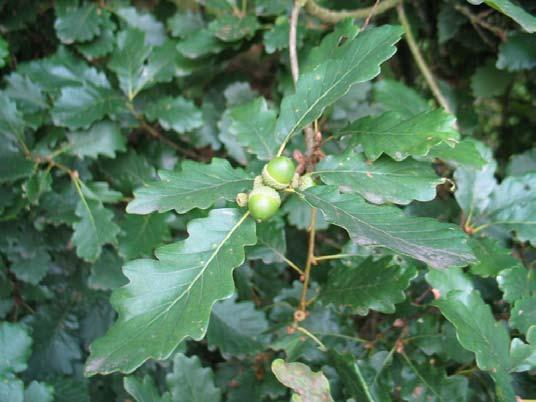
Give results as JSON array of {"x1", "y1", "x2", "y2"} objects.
[{"x1": 236, "y1": 156, "x2": 315, "y2": 221}]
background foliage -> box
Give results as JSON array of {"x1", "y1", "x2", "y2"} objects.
[{"x1": 0, "y1": 0, "x2": 535, "y2": 401}]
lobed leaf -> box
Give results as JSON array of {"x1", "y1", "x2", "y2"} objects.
[
  {"x1": 315, "y1": 149, "x2": 444, "y2": 205},
  {"x1": 66, "y1": 121, "x2": 126, "y2": 159},
  {"x1": 337, "y1": 110, "x2": 459, "y2": 161},
  {"x1": 108, "y1": 30, "x2": 180, "y2": 99},
  {"x1": 124, "y1": 376, "x2": 171, "y2": 402},
  {"x1": 226, "y1": 97, "x2": 278, "y2": 161},
  {"x1": 127, "y1": 158, "x2": 253, "y2": 214},
  {"x1": 72, "y1": 198, "x2": 120, "y2": 262},
  {"x1": 433, "y1": 290, "x2": 514, "y2": 399},
  {"x1": 497, "y1": 265, "x2": 536, "y2": 304},
  {"x1": 0, "y1": 322, "x2": 32, "y2": 375},
  {"x1": 166, "y1": 354, "x2": 221, "y2": 402},
  {"x1": 207, "y1": 297, "x2": 269, "y2": 355},
  {"x1": 144, "y1": 96, "x2": 202, "y2": 134},
  {"x1": 302, "y1": 186, "x2": 475, "y2": 268},
  {"x1": 322, "y1": 257, "x2": 417, "y2": 314},
  {"x1": 275, "y1": 25, "x2": 403, "y2": 150},
  {"x1": 54, "y1": 1, "x2": 105, "y2": 44},
  {"x1": 85, "y1": 209, "x2": 256, "y2": 375},
  {"x1": 118, "y1": 214, "x2": 171, "y2": 260},
  {"x1": 51, "y1": 85, "x2": 125, "y2": 130},
  {"x1": 468, "y1": 0, "x2": 536, "y2": 33},
  {"x1": 271, "y1": 359, "x2": 334, "y2": 402},
  {"x1": 486, "y1": 173, "x2": 536, "y2": 244}
]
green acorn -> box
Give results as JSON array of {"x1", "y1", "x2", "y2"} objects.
[
  {"x1": 262, "y1": 156, "x2": 296, "y2": 190},
  {"x1": 248, "y1": 185, "x2": 281, "y2": 221}
]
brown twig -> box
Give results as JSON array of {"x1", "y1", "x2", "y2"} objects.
[
  {"x1": 288, "y1": 2, "x2": 320, "y2": 322},
  {"x1": 126, "y1": 102, "x2": 203, "y2": 160},
  {"x1": 139, "y1": 121, "x2": 200, "y2": 160},
  {"x1": 288, "y1": 1, "x2": 318, "y2": 171},
  {"x1": 305, "y1": 0, "x2": 400, "y2": 23},
  {"x1": 454, "y1": 4, "x2": 507, "y2": 41},
  {"x1": 298, "y1": 208, "x2": 318, "y2": 315},
  {"x1": 289, "y1": 1, "x2": 302, "y2": 86},
  {"x1": 361, "y1": 0, "x2": 381, "y2": 31},
  {"x1": 397, "y1": 3, "x2": 454, "y2": 115}
]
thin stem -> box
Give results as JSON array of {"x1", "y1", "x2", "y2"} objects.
[
  {"x1": 454, "y1": 4, "x2": 506, "y2": 41},
  {"x1": 287, "y1": 1, "x2": 320, "y2": 320},
  {"x1": 454, "y1": 367, "x2": 478, "y2": 376},
  {"x1": 400, "y1": 351, "x2": 442, "y2": 400},
  {"x1": 289, "y1": 1, "x2": 301, "y2": 86},
  {"x1": 464, "y1": 207, "x2": 474, "y2": 230},
  {"x1": 48, "y1": 145, "x2": 71, "y2": 160},
  {"x1": 45, "y1": 158, "x2": 75, "y2": 176},
  {"x1": 284, "y1": 260, "x2": 304, "y2": 276},
  {"x1": 314, "y1": 253, "x2": 362, "y2": 262},
  {"x1": 18, "y1": 137, "x2": 31, "y2": 157},
  {"x1": 471, "y1": 222, "x2": 493, "y2": 234},
  {"x1": 298, "y1": 208, "x2": 317, "y2": 313},
  {"x1": 361, "y1": 0, "x2": 381, "y2": 32},
  {"x1": 305, "y1": 0, "x2": 400, "y2": 23},
  {"x1": 354, "y1": 362, "x2": 376, "y2": 402},
  {"x1": 281, "y1": 255, "x2": 305, "y2": 275},
  {"x1": 397, "y1": 3, "x2": 453, "y2": 115},
  {"x1": 473, "y1": 220, "x2": 536, "y2": 234},
  {"x1": 295, "y1": 326, "x2": 327, "y2": 351},
  {"x1": 316, "y1": 332, "x2": 369, "y2": 344},
  {"x1": 284, "y1": 0, "x2": 317, "y2": 165},
  {"x1": 126, "y1": 101, "x2": 200, "y2": 159},
  {"x1": 140, "y1": 121, "x2": 196, "y2": 157},
  {"x1": 372, "y1": 341, "x2": 397, "y2": 385}
]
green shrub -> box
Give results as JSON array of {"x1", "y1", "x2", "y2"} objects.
[{"x1": 0, "y1": 0, "x2": 535, "y2": 401}]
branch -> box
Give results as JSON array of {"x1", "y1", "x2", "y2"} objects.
[
  {"x1": 288, "y1": 0, "x2": 318, "y2": 170},
  {"x1": 305, "y1": 0, "x2": 400, "y2": 23},
  {"x1": 140, "y1": 121, "x2": 201, "y2": 160},
  {"x1": 289, "y1": 1, "x2": 301, "y2": 85},
  {"x1": 396, "y1": 3, "x2": 453, "y2": 114},
  {"x1": 454, "y1": 4, "x2": 506, "y2": 41},
  {"x1": 126, "y1": 102, "x2": 203, "y2": 160},
  {"x1": 297, "y1": 208, "x2": 317, "y2": 316},
  {"x1": 361, "y1": 0, "x2": 381, "y2": 32}
]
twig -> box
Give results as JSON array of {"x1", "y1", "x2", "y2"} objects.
[
  {"x1": 289, "y1": 1, "x2": 301, "y2": 86},
  {"x1": 139, "y1": 121, "x2": 200, "y2": 159},
  {"x1": 280, "y1": 254, "x2": 304, "y2": 276},
  {"x1": 287, "y1": 1, "x2": 321, "y2": 323},
  {"x1": 288, "y1": 0, "x2": 317, "y2": 168},
  {"x1": 454, "y1": 4, "x2": 506, "y2": 41},
  {"x1": 400, "y1": 351, "x2": 443, "y2": 400},
  {"x1": 305, "y1": 0, "x2": 400, "y2": 23},
  {"x1": 317, "y1": 332, "x2": 369, "y2": 343},
  {"x1": 314, "y1": 253, "x2": 362, "y2": 262},
  {"x1": 396, "y1": 3, "x2": 453, "y2": 115},
  {"x1": 126, "y1": 102, "x2": 201, "y2": 159},
  {"x1": 361, "y1": 0, "x2": 381, "y2": 31},
  {"x1": 472, "y1": 20, "x2": 497, "y2": 48},
  {"x1": 298, "y1": 208, "x2": 317, "y2": 314},
  {"x1": 295, "y1": 326, "x2": 327, "y2": 351}
]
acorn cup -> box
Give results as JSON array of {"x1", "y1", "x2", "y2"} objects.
[{"x1": 262, "y1": 156, "x2": 296, "y2": 190}]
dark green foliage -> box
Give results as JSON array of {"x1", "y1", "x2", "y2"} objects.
[{"x1": 0, "y1": 1, "x2": 535, "y2": 401}]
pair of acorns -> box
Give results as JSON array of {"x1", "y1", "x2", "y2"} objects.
[{"x1": 236, "y1": 156, "x2": 315, "y2": 221}]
